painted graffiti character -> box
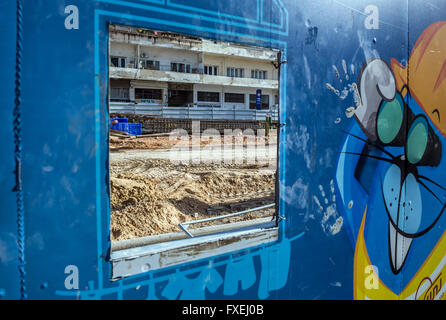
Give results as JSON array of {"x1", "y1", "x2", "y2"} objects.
[
  {"x1": 336, "y1": 22, "x2": 446, "y2": 299},
  {"x1": 355, "y1": 58, "x2": 443, "y2": 274}
]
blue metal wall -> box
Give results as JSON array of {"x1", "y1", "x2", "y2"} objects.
[{"x1": 0, "y1": 0, "x2": 445, "y2": 300}]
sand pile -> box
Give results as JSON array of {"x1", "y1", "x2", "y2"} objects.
[
  {"x1": 109, "y1": 136, "x2": 179, "y2": 151},
  {"x1": 109, "y1": 131, "x2": 277, "y2": 152},
  {"x1": 110, "y1": 159, "x2": 275, "y2": 241},
  {"x1": 110, "y1": 173, "x2": 187, "y2": 240}
]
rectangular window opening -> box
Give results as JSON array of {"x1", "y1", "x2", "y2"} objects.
[
  {"x1": 227, "y1": 67, "x2": 244, "y2": 78},
  {"x1": 171, "y1": 62, "x2": 191, "y2": 73},
  {"x1": 224, "y1": 93, "x2": 245, "y2": 103},
  {"x1": 204, "y1": 65, "x2": 218, "y2": 75},
  {"x1": 251, "y1": 69, "x2": 268, "y2": 79},
  {"x1": 141, "y1": 59, "x2": 160, "y2": 70},
  {"x1": 110, "y1": 56, "x2": 127, "y2": 68},
  {"x1": 197, "y1": 91, "x2": 220, "y2": 102},
  {"x1": 249, "y1": 94, "x2": 270, "y2": 110},
  {"x1": 108, "y1": 24, "x2": 281, "y2": 280}
]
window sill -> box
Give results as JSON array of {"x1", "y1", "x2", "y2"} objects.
[{"x1": 110, "y1": 219, "x2": 278, "y2": 280}]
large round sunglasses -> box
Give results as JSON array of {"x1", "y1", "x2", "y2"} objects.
[{"x1": 375, "y1": 87, "x2": 442, "y2": 167}]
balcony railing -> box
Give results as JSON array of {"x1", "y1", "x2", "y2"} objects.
[
  {"x1": 110, "y1": 59, "x2": 277, "y2": 80},
  {"x1": 109, "y1": 102, "x2": 278, "y2": 121},
  {"x1": 110, "y1": 61, "x2": 204, "y2": 74}
]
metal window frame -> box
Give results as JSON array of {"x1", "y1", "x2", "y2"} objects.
[
  {"x1": 224, "y1": 92, "x2": 245, "y2": 103},
  {"x1": 197, "y1": 91, "x2": 220, "y2": 102},
  {"x1": 107, "y1": 27, "x2": 284, "y2": 281},
  {"x1": 110, "y1": 220, "x2": 278, "y2": 280},
  {"x1": 111, "y1": 87, "x2": 130, "y2": 100},
  {"x1": 135, "y1": 88, "x2": 163, "y2": 100},
  {"x1": 110, "y1": 56, "x2": 127, "y2": 68}
]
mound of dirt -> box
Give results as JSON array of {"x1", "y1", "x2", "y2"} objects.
[
  {"x1": 110, "y1": 159, "x2": 275, "y2": 241},
  {"x1": 110, "y1": 174, "x2": 185, "y2": 240},
  {"x1": 109, "y1": 131, "x2": 277, "y2": 152},
  {"x1": 109, "y1": 136, "x2": 179, "y2": 151}
]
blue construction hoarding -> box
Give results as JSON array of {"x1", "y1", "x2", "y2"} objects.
[{"x1": 0, "y1": 0, "x2": 445, "y2": 300}]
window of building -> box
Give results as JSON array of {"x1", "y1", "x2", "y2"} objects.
[
  {"x1": 141, "y1": 59, "x2": 160, "y2": 70},
  {"x1": 249, "y1": 94, "x2": 270, "y2": 109},
  {"x1": 204, "y1": 65, "x2": 218, "y2": 75},
  {"x1": 110, "y1": 87, "x2": 130, "y2": 102},
  {"x1": 224, "y1": 93, "x2": 245, "y2": 103},
  {"x1": 227, "y1": 67, "x2": 244, "y2": 78},
  {"x1": 168, "y1": 89, "x2": 193, "y2": 107},
  {"x1": 171, "y1": 62, "x2": 191, "y2": 73},
  {"x1": 251, "y1": 70, "x2": 267, "y2": 79},
  {"x1": 135, "y1": 88, "x2": 163, "y2": 100},
  {"x1": 111, "y1": 56, "x2": 127, "y2": 68},
  {"x1": 197, "y1": 91, "x2": 220, "y2": 102}
]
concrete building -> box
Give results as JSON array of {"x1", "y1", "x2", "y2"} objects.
[{"x1": 108, "y1": 24, "x2": 280, "y2": 120}]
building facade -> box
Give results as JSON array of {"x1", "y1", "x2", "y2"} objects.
[{"x1": 109, "y1": 24, "x2": 280, "y2": 120}]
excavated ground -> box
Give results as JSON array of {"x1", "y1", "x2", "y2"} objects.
[{"x1": 109, "y1": 134, "x2": 277, "y2": 241}]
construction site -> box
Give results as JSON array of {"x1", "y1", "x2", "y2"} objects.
[
  {"x1": 109, "y1": 118, "x2": 278, "y2": 243},
  {"x1": 108, "y1": 25, "x2": 280, "y2": 245}
]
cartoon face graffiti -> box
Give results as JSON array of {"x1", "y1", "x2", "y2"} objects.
[
  {"x1": 353, "y1": 58, "x2": 444, "y2": 274},
  {"x1": 336, "y1": 21, "x2": 446, "y2": 297}
]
